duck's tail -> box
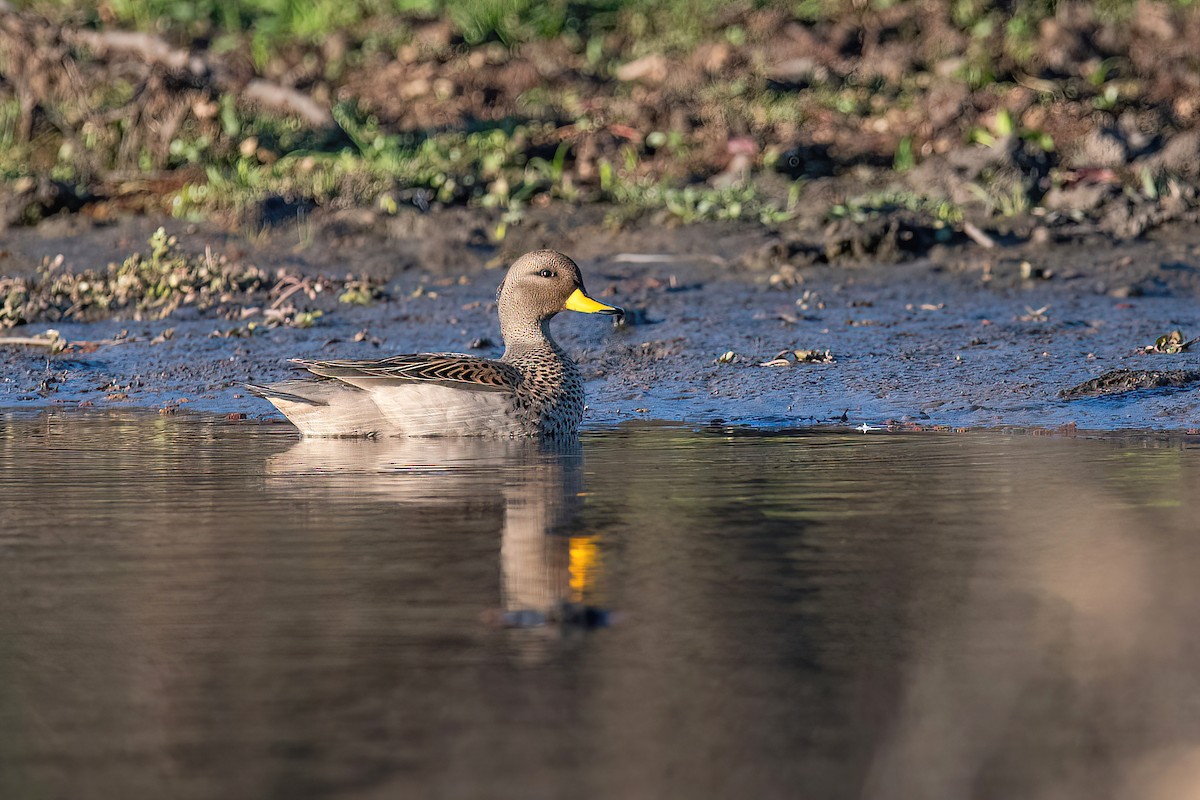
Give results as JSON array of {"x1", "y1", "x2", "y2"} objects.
[
  {"x1": 245, "y1": 379, "x2": 387, "y2": 437},
  {"x1": 244, "y1": 381, "x2": 328, "y2": 406}
]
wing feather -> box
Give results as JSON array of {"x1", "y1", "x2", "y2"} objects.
[{"x1": 293, "y1": 354, "x2": 520, "y2": 393}]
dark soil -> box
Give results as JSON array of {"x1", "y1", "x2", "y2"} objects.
[
  {"x1": 5, "y1": 3, "x2": 1200, "y2": 241},
  {"x1": 1060, "y1": 368, "x2": 1200, "y2": 399}
]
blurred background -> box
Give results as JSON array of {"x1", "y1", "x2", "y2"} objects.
[{"x1": 3, "y1": 0, "x2": 1200, "y2": 242}]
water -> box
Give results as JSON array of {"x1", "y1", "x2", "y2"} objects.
[{"x1": 2, "y1": 414, "x2": 1200, "y2": 800}]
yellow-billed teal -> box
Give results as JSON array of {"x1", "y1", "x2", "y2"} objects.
[{"x1": 247, "y1": 250, "x2": 622, "y2": 437}]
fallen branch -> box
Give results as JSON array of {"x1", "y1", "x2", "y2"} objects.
[
  {"x1": 613, "y1": 253, "x2": 728, "y2": 266},
  {"x1": 61, "y1": 24, "x2": 334, "y2": 128},
  {"x1": 0, "y1": 333, "x2": 132, "y2": 353},
  {"x1": 962, "y1": 221, "x2": 996, "y2": 249},
  {"x1": 69, "y1": 29, "x2": 203, "y2": 74},
  {"x1": 243, "y1": 79, "x2": 333, "y2": 129}
]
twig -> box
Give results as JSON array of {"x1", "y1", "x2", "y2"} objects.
[
  {"x1": 64, "y1": 28, "x2": 334, "y2": 128},
  {"x1": 70, "y1": 29, "x2": 201, "y2": 74},
  {"x1": 0, "y1": 336, "x2": 131, "y2": 349},
  {"x1": 613, "y1": 253, "x2": 728, "y2": 266},
  {"x1": 242, "y1": 79, "x2": 333, "y2": 129},
  {"x1": 271, "y1": 280, "x2": 307, "y2": 309},
  {"x1": 962, "y1": 221, "x2": 996, "y2": 249}
]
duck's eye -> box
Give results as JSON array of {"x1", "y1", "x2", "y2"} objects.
[{"x1": 538, "y1": 269, "x2": 555, "y2": 278}]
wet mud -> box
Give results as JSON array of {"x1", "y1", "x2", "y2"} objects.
[
  {"x1": 1060, "y1": 369, "x2": 1200, "y2": 400},
  {"x1": 2, "y1": 215, "x2": 1200, "y2": 431}
]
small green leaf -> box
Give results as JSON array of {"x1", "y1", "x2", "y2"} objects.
[{"x1": 994, "y1": 108, "x2": 1014, "y2": 137}]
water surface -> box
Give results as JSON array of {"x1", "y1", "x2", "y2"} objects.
[{"x1": 2, "y1": 414, "x2": 1199, "y2": 800}]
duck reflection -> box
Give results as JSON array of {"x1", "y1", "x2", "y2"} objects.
[{"x1": 264, "y1": 436, "x2": 610, "y2": 631}]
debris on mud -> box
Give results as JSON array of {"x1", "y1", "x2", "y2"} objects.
[
  {"x1": 1018, "y1": 306, "x2": 1052, "y2": 323},
  {"x1": 0, "y1": 230, "x2": 1198, "y2": 429},
  {"x1": 1060, "y1": 369, "x2": 1200, "y2": 400},
  {"x1": 759, "y1": 349, "x2": 835, "y2": 367},
  {"x1": 0, "y1": 328, "x2": 136, "y2": 354},
  {"x1": 1144, "y1": 330, "x2": 1198, "y2": 354},
  {"x1": 0, "y1": 329, "x2": 67, "y2": 352},
  {"x1": 0, "y1": 227, "x2": 384, "y2": 330}
]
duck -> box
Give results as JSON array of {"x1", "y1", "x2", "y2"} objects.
[{"x1": 246, "y1": 250, "x2": 623, "y2": 438}]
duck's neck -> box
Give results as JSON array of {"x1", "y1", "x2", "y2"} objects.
[{"x1": 501, "y1": 316, "x2": 561, "y2": 359}]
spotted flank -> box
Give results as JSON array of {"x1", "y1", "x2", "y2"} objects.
[{"x1": 249, "y1": 250, "x2": 622, "y2": 438}]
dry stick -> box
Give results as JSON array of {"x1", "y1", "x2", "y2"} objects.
[
  {"x1": 70, "y1": 29, "x2": 198, "y2": 72},
  {"x1": 242, "y1": 80, "x2": 333, "y2": 130},
  {"x1": 962, "y1": 221, "x2": 996, "y2": 249},
  {"x1": 612, "y1": 253, "x2": 729, "y2": 266},
  {"x1": 65, "y1": 28, "x2": 334, "y2": 129},
  {"x1": 0, "y1": 336, "x2": 130, "y2": 348},
  {"x1": 271, "y1": 280, "x2": 308, "y2": 309}
]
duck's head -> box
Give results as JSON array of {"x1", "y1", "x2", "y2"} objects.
[{"x1": 497, "y1": 250, "x2": 623, "y2": 326}]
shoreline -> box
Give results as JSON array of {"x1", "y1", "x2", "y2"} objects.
[{"x1": 2, "y1": 214, "x2": 1199, "y2": 431}]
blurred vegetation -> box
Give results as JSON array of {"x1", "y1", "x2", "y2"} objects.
[
  {"x1": 21, "y1": 0, "x2": 1200, "y2": 47},
  {"x1": 4, "y1": 0, "x2": 1200, "y2": 232},
  {"x1": 19, "y1": 0, "x2": 746, "y2": 53}
]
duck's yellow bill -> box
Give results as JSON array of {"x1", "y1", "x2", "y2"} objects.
[{"x1": 564, "y1": 288, "x2": 623, "y2": 315}]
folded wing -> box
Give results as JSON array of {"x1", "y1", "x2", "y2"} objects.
[
  {"x1": 282, "y1": 354, "x2": 528, "y2": 437},
  {"x1": 293, "y1": 353, "x2": 521, "y2": 392}
]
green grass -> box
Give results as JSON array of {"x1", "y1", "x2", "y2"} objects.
[
  {"x1": 167, "y1": 108, "x2": 791, "y2": 227},
  {"x1": 829, "y1": 189, "x2": 963, "y2": 226},
  {"x1": 0, "y1": 99, "x2": 23, "y2": 180},
  {"x1": 14, "y1": 0, "x2": 1197, "y2": 64},
  {"x1": 6, "y1": 0, "x2": 1200, "y2": 230},
  {"x1": 14, "y1": 0, "x2": 747, "y2": 56}
]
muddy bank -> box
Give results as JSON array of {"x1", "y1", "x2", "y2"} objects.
[
  {"x1": 2, "y1": 215, "x2": 1199, "y2": 431},
  {"x1": 5, "y1": 2, "x2": 1200, "y2": 245}
]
